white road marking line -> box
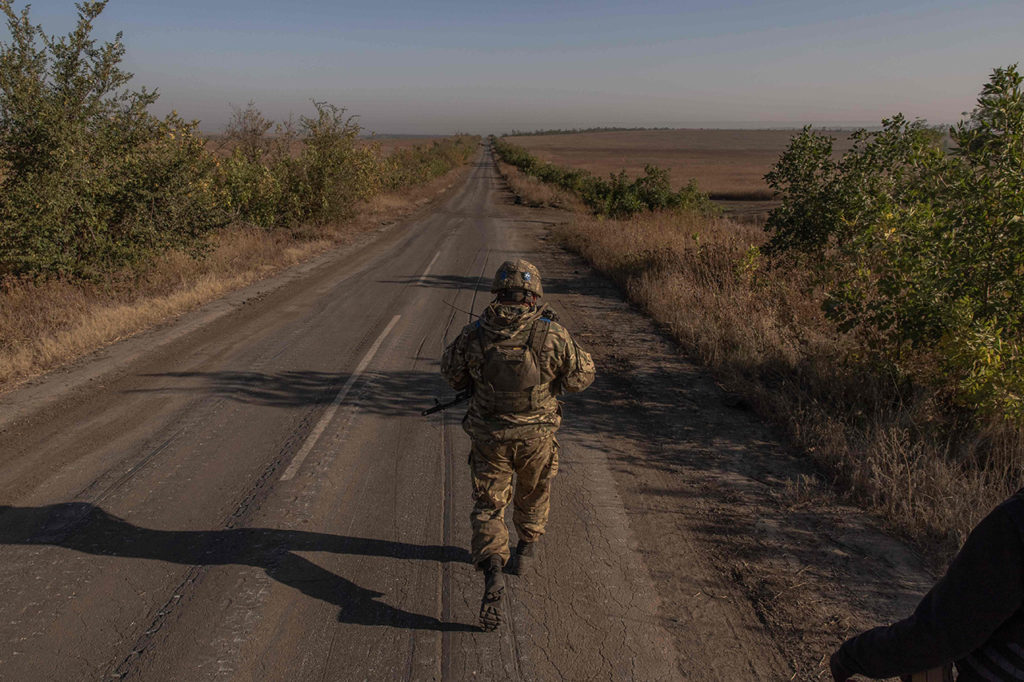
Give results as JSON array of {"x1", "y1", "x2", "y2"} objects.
[
  {"x1": 418, "y1": 251, "x2": 441, "y2": 286},
  {"x1": 280, "y1": 314, "x2": 401, "y2": 481}
]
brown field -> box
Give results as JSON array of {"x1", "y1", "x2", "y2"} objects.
[{"x1": 507, "y1": 129, "x2": 859, "y2": 204}]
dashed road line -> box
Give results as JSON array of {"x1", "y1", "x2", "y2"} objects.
[
  {"x1": 418, "y1": 251, "x2": 441, "y2": 286},
  {"x1": 280, "y1": 314, "x2": 401, "y2": 481}
]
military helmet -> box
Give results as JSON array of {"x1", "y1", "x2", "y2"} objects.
[{"x1": 491, "y1": 258, "x2": 543, "y2": 297}]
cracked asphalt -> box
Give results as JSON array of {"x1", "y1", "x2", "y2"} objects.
[{"x1": 0, "y1": 149, "x2": 931, "y2": 681}]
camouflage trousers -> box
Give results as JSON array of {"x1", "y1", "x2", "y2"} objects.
[{"x1": 469, "y1": 434, "x2": 559, "y2": 566}]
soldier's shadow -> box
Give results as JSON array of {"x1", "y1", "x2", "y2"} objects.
[{"x1": 0, "y1": 503, "x2": 477, "y2": 632}]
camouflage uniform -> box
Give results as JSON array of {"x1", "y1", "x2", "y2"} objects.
[{"x1": 441, "y1": 259, "x2": 595, "y2": 567}]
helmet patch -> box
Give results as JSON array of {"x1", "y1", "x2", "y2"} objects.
[{"x1": 490, "y1": 258, "x2": 543, "y2": 297}]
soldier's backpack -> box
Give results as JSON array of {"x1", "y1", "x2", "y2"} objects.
[{"x1": 473, "y1": 317, "x2": 552, "y2": 415}]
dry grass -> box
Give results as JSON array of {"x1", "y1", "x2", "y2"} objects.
[
  {"x1": 499, "y1": 160, "x2": 1023, "y2": 563},
  {"x1": 497, "y1": 160, "x2": 583, "y2": 211},
  {"x1": 0, "y1": 164, "x2": 471, "y2": 392}
]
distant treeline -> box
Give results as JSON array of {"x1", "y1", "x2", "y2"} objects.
[
  {"x1": 492, "y1": 137, "x2": 714, "y2": 218},
  {"x1": 0, "y1": 2, "x2": 477, "y2": 281},
  {"x1": 505, "y1": 126, "x2": 674, "y2": 137}
]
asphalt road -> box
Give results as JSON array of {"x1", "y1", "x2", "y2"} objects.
[{"x1": 0, "y1": 151, "x2": 693, "y2": 680}]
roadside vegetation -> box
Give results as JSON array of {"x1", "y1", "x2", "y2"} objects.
[
  {"x1": 493, "y1": 137, "x2": 715, "y2": 218},
  {"x1": 0, "y1": 2, "x2": 477, "y2": 388},
  {"x1": 503, "y1": 128, "x2": 834, "y2": 213},
  {"x1": 495, "y1": 65, "x2": 1024, "y2": 561}
]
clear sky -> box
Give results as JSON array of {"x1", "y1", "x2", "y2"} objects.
[{"x1": 4, "y1": 0, "x2": 1023, "y2": 134}]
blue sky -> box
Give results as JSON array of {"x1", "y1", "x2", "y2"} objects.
[{"x1": 4, "y1": 0, "x2": 1023, "y2": 134}]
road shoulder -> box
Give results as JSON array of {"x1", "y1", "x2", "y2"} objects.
[
  {"x1": 512, "y1": 198, "x2": 935, "y2": 679},
  {"x1": 0, "y1": 163, "x2": 475, "y2": 433}
]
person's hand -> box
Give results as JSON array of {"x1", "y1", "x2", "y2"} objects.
[{"x1": 830, "y1": 651, "x2": 855, "y2": 682}]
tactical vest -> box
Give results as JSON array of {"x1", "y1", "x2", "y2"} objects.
[{"x1": 473, "y1": 317, "x2": 552, "y2": 415}]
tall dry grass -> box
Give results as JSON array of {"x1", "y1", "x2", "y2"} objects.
[
  {"x1": 499, "y1": 161, "x2": 1023, "y2": 561},
  {"x1": 0, "y1": 166, "x2": 469, "y2": 392},
  {"x1": 496, "y1": 160, "x2": 582, "y2": 210}
]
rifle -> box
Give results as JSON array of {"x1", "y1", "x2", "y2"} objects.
[
  {"x1": 422, "y1": 389, "x2": 472, "y2": 416},
  {"x1": 909, "y1": 665, "x2": 952, "y2": 682}
]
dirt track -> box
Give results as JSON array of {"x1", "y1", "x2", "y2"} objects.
[{"x1": 0, "y1": 149, "x2": 934, "y2": 680}]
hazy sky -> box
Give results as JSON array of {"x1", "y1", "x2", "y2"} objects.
[{"x1": 5, "y1": 0, "x2": 1023, "y2": 134}]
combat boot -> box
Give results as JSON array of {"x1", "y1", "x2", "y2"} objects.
[
  {"x1": 479, "y1": 555, "x2": 505, "y2": 631},
  {"x1": 510, "y1": 539, "x2": 536, "y2": 576}
]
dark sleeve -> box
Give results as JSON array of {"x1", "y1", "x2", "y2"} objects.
[{"x1": 834, "y1": 500, "x2": 1024, "y2": 679}]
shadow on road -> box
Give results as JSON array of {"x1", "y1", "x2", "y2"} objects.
[
  {"x1": 127, "y1": 369, "x2": 450, "y2": 412},
  {"x1": 377, "y1": 272, "x2": 606, "y2": 299},
  {"x1": 380, "y1": 273, "x2": 489, "y2": 291},
  {"x1": 0, "y1": 503, "x2": 477, "y2": 632},
  {"x1": 125, "y1": 368, "x2": 599, "y2": 435}
]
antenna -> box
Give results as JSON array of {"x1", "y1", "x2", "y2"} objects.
[{"x1": 442, "y1": 299, "x2": 478, "y2": 319}]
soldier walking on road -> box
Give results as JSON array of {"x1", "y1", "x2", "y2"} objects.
[{"x1": 440, "y1": 258, "x2": 595, "y2": 631}]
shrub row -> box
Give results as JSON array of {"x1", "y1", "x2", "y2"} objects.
[
  {"x1": 380, "y1": 136, "x2": 478, "y2": 190},
  {"x1": 491, "y1": 137, "x2": 715, "y2": 218},
  {"x1": 0, "y1": 2, "x2": 477, "y2": 281},
  {"x1": 216, "y1": 103, "x2": 476, "y2": 231}
]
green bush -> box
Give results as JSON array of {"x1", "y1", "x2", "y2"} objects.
[
  {"x1": 0, "y1": 1, "x2": 227, "y2": 279},
  {"x1": 764, "y1": 65, "x2": 1024, "y2": 421},
  {"x1": 217, "y1": 111, "x2": 479, "y2": 229},
  {"x1": 220, "y1": 151, "x2": 283, "y2": 229},
  {"x1": 381, "y1": 135, "x2": 477, "y2": 189},
  {"x1": 278, "y1": 102, "x2": 380, "y2": 226}
]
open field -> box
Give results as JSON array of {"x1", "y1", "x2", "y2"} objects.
[{"x1": 507, "y1": 129, "x2": 859, "y2": 218}]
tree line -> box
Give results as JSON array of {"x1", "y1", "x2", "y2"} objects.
[
  {"x1": 492, "y1": 137, "x2": 715, "y2": 218},
  {"x1": 0, "y1": 1, "x2": 477, "y2": 281}
]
